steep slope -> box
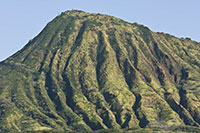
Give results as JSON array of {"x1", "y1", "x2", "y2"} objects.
[{"x1": 0, "y1": 10, "x2": 200, "y2": 132}]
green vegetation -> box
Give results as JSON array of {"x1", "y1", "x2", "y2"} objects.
[{"x1": 0, "y1": 10, "x2": 200, "y2": 132}]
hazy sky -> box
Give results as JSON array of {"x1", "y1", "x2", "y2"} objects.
[{"x1": 0, "y1": 0, "x2": 199, "y2": 61}]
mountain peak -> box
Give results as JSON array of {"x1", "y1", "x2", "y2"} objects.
[
  {"x1": 0, "y1": 11, "x2": 200, "y2": 132},
  {"x1": 61, "y1": 9, "x2": 88, "y2": 16}
]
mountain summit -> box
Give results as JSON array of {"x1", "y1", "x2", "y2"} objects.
[{"x1": 0, "y1": 10, "x2": 200, "y2": 132}]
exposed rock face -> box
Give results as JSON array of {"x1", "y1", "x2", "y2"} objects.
[{"x1": 0, "y1": 10, "x2": 200, "y2": 132}]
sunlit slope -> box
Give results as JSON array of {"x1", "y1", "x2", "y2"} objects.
[{"x1": 0, "y1": 10, "x2": 200, "y2": 132}]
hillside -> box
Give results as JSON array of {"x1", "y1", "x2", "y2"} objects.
[{"x1": 0, "y1": 10, "x2": 200, "y2": 132}]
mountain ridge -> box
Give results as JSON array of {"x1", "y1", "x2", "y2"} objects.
[{"x1": 0, "y1": 10, "x2": 200, "y2": 132}]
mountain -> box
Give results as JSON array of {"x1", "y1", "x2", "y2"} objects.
[{"x1": 0, "y1": 10, "x2": 200, "y2": 132}]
